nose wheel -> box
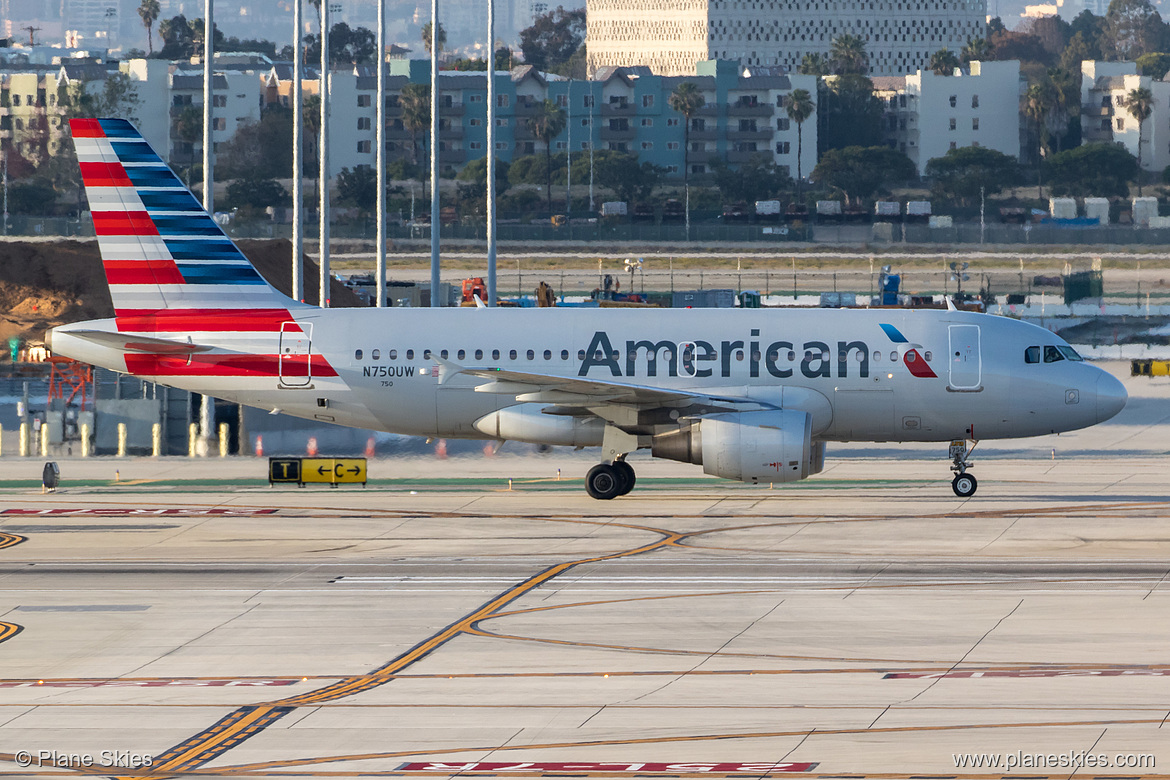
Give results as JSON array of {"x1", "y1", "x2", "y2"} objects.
[
  {"x1": 948, "y1": 438, "x2": 978, "y2": 497},
  {"x1": 585, "y1": 460, "x2": 636, "y2": 500},
  {"x1": 951, "y1": 472, "x2": 977, "y2": 497}
]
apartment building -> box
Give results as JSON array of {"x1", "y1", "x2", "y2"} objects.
[
  {"x1": 587, "y1": 0, "x2": 986, "y2": 78},
  {"x1": 874, "y1": 59, "x2": 1022, "y2": 174},
  {"x1": 1081, "y1": 60, "x2": 1170, "y2": 171}
]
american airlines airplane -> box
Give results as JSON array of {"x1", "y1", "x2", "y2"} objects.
[{"x1": 47, "y1": 119, "x2": 1128, "y2": 499}]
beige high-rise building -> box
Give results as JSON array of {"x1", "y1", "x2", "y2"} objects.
[{"x1": 587, "y1": 0, "x2": 986, "y2": 77}]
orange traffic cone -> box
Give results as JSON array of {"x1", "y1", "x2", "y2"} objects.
[
  {"x1": 365, "y1": 437, "x2": 376, "y2": 458},
  {"x1": 435, "y1": 439, "x2": 448, "y2": 459},
  {"x1": 255, "y1": 435, "x2": 263, "y2": 457},
  {"x1": 307, "y1": 437, "x2": 318, "y2": 456}
]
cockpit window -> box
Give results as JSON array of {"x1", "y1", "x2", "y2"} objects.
[
  {"x1": 1025, "y1": 346, "x2": 1040, "y2": 364},
  {"x1": 1058, "y1": 345, "x2": 1083, "y2": 361},
  {"x1": 1043, "y1": 345, "x2": 1064, "y2": 363}
]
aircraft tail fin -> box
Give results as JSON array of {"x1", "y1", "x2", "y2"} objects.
[{"x1": 70, "y1": 118, "x2": 303, "y2": 334}]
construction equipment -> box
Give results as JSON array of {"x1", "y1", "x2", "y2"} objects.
[{"x1": 461, "y1": 277, "x2": 487, "y2": 304}]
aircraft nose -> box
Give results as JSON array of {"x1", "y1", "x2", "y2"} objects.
[{"x1": 1095, "y1": 370, "x2": 1127, "y2": 423}]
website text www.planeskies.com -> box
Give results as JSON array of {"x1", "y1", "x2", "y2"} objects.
[{"x1": 954, "y1": 750, "x2": 1155, "y2": 771}]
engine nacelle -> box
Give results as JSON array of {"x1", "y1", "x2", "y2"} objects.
[
  {"x1": 473, "y1": 404, "x2": 605, "y2": 447},
  {"x1": 652, "y1": 410, "x2": 822, "y2": 483}
]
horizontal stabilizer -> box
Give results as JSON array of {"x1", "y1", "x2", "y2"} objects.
[{"x1": 65, "y1": 329, "x2": 217, "y2": 355}]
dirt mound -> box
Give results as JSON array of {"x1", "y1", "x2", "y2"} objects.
[{"x1": 0, "y1": 238, "x2": 364, "y2": 346}]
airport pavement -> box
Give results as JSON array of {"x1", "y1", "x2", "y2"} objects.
[{"x1": 0, "y1": 361, "x2": 1166, "y2": 778}]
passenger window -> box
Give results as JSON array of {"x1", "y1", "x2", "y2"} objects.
[
  {"x1": 389, "y1": 349, "x2": 397, "y2": 359},
  {"x1": 1025, "y1": 346, "x2": 1040, "y2": 364},
  {"x1": 526, "y1": 349, "x2": 535, "y2": 360},
  {"x1": 440, "y1": 349, "x2": 449, "y2": 359},
  {"x1": 890, "y1": 351, "x2": 897, "y2": 362},
  {"x1": 355, "y1": 349, "x2": 363, "y2": 360},
  {"x1": 1043, "y1": 345, "x2": 1064, "y2": 363},
  {"x1": 924, "y1": 351, "x2": 932, "y2": 361},
  {"x1": 475, "y1": 349, "x2": 483, "y2": 360},
  {"x1": 457, "y1": 349, "x2": 466, "y2": 360},
  {"x1": 544, "y1": 349, "x2": 552, "y2": 360},
  {"x1": 873, "y1": 351, "x2": 881, "y2": 362},
  {"x1": 423, "y1": 349, "x2": 432, "y2": 359},
  {"x1": 578, "y1": 349, "x2": 586, "y2": 360},
  {"x1": 562, "y1": 350, "x2": 570, "y2": 360},
  {"x1": 768, "y1": 349, "x2": 779, "y2": 362},
  {"x1": 406, "y1": 349, "x2": 414, "y2": 359},
  {"x1": 372, "y1": 349, "x2": 380, "y2": 360},
  {"x1": 492, "y1": 349, "x2": 501, "y2": 360},
  {"x1": 509, "y1": 349, "x2": 518, "y2": 360}
]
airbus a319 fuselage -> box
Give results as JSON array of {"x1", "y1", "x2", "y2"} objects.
[{"x1": 46, "y1": 119, "x2": 1127, "y2": 499}]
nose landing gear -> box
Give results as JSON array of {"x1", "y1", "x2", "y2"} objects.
[{"x1": 949, "y1": 438, "x2": 977, "y2": 497}]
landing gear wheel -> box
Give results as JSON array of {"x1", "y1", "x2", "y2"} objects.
[
  {"x1": 585, "y1": 463, "x2": 623, "y2": 500},
  {"x1": 951, "y1": 472, "x2": 977, "y2": 498},
  {"x1": 613, "y1": 461, "x2": 636, "y2": 496}
]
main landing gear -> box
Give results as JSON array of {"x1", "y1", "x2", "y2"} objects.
[
  {"x1": 585, "y1": 459, "x2": 636, "y2": 500},
  {"x1": 949, "y1": 438, "x2": 978, "y2": 497}
]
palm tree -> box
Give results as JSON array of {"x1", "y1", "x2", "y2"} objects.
[
  {"x1": 798, "y1": 53, "x2": 829, "y2": 76},
  {"x1": 400, "y1": 83, "x2": 430, "y2": 168},
  {"x1": 668, "y1": 81, "x2": 706, "y2": 236},
  {"x1": 422, "y1": 22, "x2": 446, "y2": 57},
  {"x1": 526, "y1": 98, "x2": 567, "y2": 214},
  {"x1": 830, "y1": 33, "x2": 868, "y2": 75},
  {"x1": 138, "y1": 0, "x2": 160, "y2": 55},
  {"x1": 929, "y1": 49, "x2": 960, "y2": 75},
  {"x1": 784, "y1": 88, "x2": 815, "y2": 187},
  {"x1": 1123, "y1": 86, "x2": 1154, "y2": 195},
  {"x1": 960, "y1": 37, "x2": 991, "y2": 64},
  {"x1": 1024, "y1": 83, "x2": 1051, "y2": 198}
]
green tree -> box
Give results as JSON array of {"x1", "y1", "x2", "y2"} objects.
[
  {"x1": 1123, "y1": 85, "x2": 1154, "y2": 194},
  {"x1": 580, "y1": 150, "x2": 663, "y2": 204},
  {"x1": 811, "y1": 145, "x2": 915, "y2": 206},
  {"x1": 6, "y1": 180, "x2": 58, "y2": 215},
  {"x1": 217, "y1": 105, "x2": 294, "y2": 180},
  {"x1": 924, "y1": 146, "x2": 1021, "y2": 206},
  {"x1": 225, "y1": 178, "x2": 290, "y2": 214},
  {"x1": 929, "y1": 48, "x2": 961, "y2": 75},
  {"x1": 1045, "y1": 143, "x2": 1138, "y2": 197},
  {"x1": 960, "y1": 36, "x2": 992, "y2": 64},
  {"x1": 138, "y1": 0, "x2": 160, "y2": 55},
  {"x1": 526, "y1": 98, "x2": 567, "y2": 213},
  {"x1": 400, "y1": 83, "x2": 431, "y2": 167},
  {"x1": 830, "y1": 33, "x2": 869, "y2": 74},
  {"x1": 1105, "y1": 0, "x2": 1165, "y2": 60},
  {"x1": 304, "y1": 23, "x2": 377, "y2": 65},
  {"x1": 1136, "y1": 51, "x2": 1170, "y2": 78},
  {"x1": 157, "y1": 14, "x2": 194, "y2": 58},
  {"x1": 817, "y1": 74, "x2": 883, "y2": 153},
  {"x1": 336, "y1": 165, "x2": 377, "y2": 210},
  {"x1": 519, "y1": 6, "x2": 585, "y2": 72},
  {"x1": 421, "y1": 21, "x2": 446, "y2": 56},
  {"x1": 456, "y1": 155, "x2": 510, "y2": 198},
  {"x1": 783, "y1": 88, "x2": 815, "y2": 183},
  {"x1": 798, "y1": 52, "x2": 829, "y2": 76},
  {"x1": 668, "y1": 81, "x2": 706, "y2": 232},
  {"x1": 710, "y1": 155, "x2": 791, "y2": 204}
]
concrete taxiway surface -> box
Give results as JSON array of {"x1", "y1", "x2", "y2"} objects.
[{"x1": 0, "y1": 363, "x2": 1167, "y2": 779}]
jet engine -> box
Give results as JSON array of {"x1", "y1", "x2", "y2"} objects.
[{"x1": 651, "y1": 410, "x2": 824, "y2": 483}]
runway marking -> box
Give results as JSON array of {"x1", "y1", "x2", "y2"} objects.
[
  {"x1": 208, "y1": 716, "x2": 1170, "y2": 775},
  {"x1": 0, "y1": 532, "x2": 26, "y2": 550},
  {"x1": 0, "y1": 678, "x2": 297, "y2": 689},
  {"x1": 133, "y1": 517, "x2": 688, "y2": 777},
  {"x1": 0, "y1": 622, "x2": 21, "y2": 644},
  {"x1": 0, "y1": 508, "x2": 278, "y2": 516}
]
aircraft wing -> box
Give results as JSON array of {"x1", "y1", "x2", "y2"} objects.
[{"x1": 440, "y1": 360, "x2": 767, "y2": 412}]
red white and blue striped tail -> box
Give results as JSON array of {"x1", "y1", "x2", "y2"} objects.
[{"x1": 71, "y1": 117, "x2": 307, "y2": 336}]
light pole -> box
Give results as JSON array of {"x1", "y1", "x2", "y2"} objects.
[
  {"x1": 292, "y1": 0, "x2": 304, "y2": 301},
  {"x1": 486, "y1": 0, "x2": 496, "y2": 306},
  {"x1": 376, "y1": 0, "x2": 386, "y2": 307},
  {"x1": 319, "y1": 0, "x2": 333, "y2": 308},
  {"x1": 201, "y1": 0, "x2": 213, "y2": 215},
  {"x1": 429, "y1": 0, "x2": 440, "y2": 307}
]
